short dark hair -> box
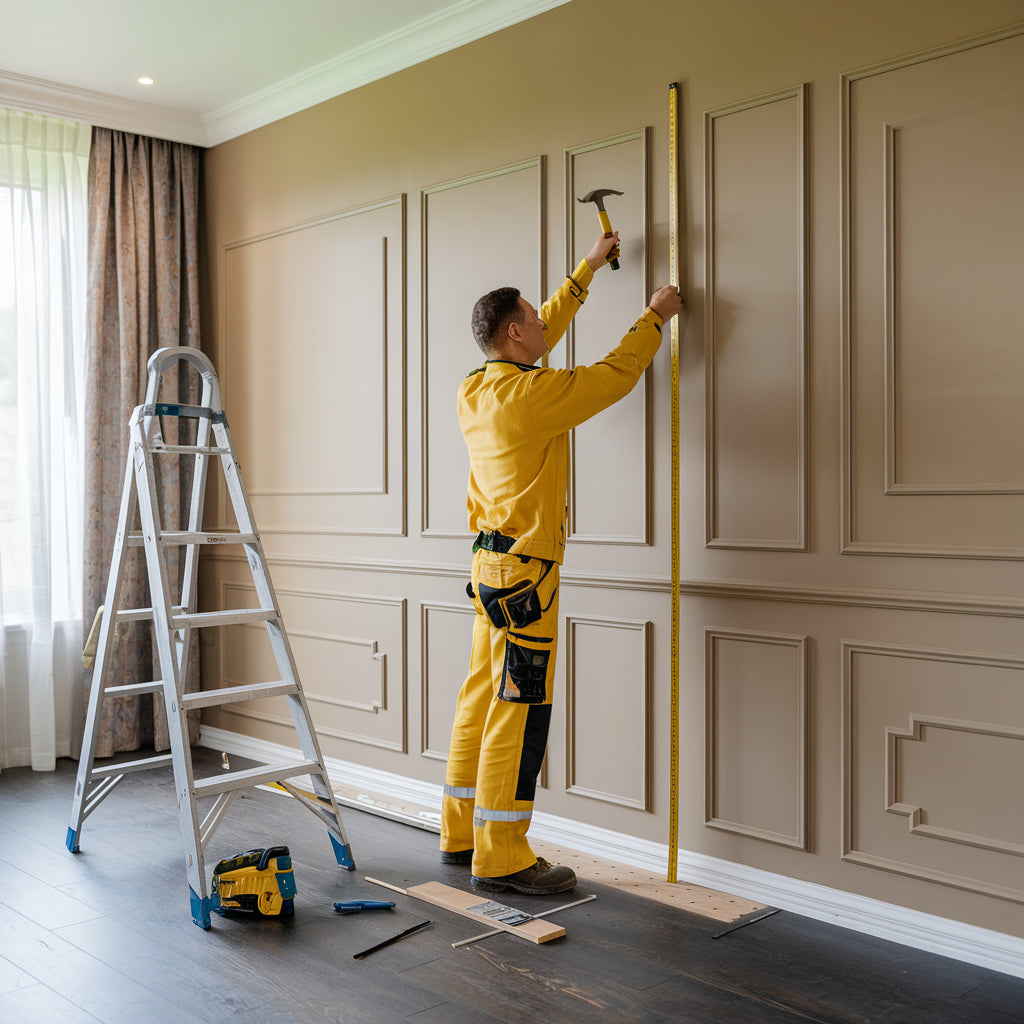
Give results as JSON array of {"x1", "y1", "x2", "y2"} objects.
[{"x1": 471, "y1": 286, "x2": 522, "y2": 355}]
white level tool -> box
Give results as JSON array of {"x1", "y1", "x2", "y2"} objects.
[{"x1": 67, "y1": 347, "x2": 356, "y2": 928}]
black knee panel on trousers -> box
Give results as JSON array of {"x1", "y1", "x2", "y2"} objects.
[{"x1": 515, "y1": 703, "x2": 552, "y2": 802}]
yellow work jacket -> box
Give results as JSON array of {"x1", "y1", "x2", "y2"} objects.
[{"x1": 458, "y1": 259, "x2": 664, "y2": 564}]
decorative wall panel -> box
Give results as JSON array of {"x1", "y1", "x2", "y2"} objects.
[
  {"x1": 843, "y1": 641, "x2": 1024, "y2": 902},
  {"x1": 218, "y1": 582, "x2": 406, "y2": 752},
  {"x1": 883, "y1": 99, "x2": 1024, "y2": 496},
  {"x1": 420, "y1": 601, "x2": 475, "y2": 760},
  {"x1": 222, "y1": 196, "x2": 406, "y2": 536},
  {"x1": 421, "y1": 160, "x2": 544, "y2": 537},
  {"x1": 705, "y1": 628, "x2": 808, "y2": 848},
  {"x1": 565, "y1": 616, "x2": 651, "y2": 809},
  {"x1": 564, "y1": 129, "x2": 651, "y2": 545},
  {"x1": 843, "y1": 28, "x2": 1024, "y2": 555},
  {"x1": 705, "y1": 86, "x2": 807, "y2": 550}
]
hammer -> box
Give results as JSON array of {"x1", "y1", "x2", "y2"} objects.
[{"x1": 578, "y1": 188, "x2": 623, "y2": 270}]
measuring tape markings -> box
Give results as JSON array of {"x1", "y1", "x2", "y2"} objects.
[{"x1": 667, "y1": 81, "x2": 681, "y2": 884}]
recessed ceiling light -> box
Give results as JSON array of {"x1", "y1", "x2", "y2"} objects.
[{"x1": 137, "y1": 76, "x2": 155, "y2": 86}]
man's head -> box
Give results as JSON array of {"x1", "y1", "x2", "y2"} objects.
[{"x1": 471, "y1": 287, "x2": 547, "y2": 363}]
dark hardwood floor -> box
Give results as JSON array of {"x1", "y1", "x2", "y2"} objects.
[{"x1": 1, "y1": 750, "x2": 1022, "y2": 1023}]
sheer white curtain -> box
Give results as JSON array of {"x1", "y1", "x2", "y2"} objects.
[{"x1": 0, "y1": 108, "x2": 90, "y2": 771}]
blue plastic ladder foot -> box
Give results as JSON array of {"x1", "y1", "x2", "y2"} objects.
[
  {"x1": 189, "y1": 887, "x2": 212, "y2": 929},
  {"x1": 66, "y1": 827, "x2": 79, "y2": 853},
  {"x1": 329, "y1": 831, "x2": 356, "y2": 870}
]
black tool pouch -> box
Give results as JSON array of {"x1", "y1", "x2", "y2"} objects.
[
  {"x1": 498, "y1": 634, "x2": 550, "y2": 703},
  {"x1": 476, "y1": 580, "x2": 543, "y2": 630}
]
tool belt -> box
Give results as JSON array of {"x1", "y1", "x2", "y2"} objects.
[
  {"x1": 467, "y1": 544, "x2": 555, "y2": 631},
  {"x1": 473, "y1": 530, "x2": 517, "y2": 554}
]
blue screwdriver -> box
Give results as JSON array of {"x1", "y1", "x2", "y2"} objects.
[{"x1": 333, "y1": 899, "x2": 396, "y2": 915}]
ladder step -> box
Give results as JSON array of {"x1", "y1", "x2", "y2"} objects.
[
  {"x1": 102, "y1": 680, "x2": 165, "y2": 699},
  {"x1": 193, "y1": 761, "x2": 321, "y2": 798},
  {"x1": 172, "y1": 608, "x2": 275, "y2": 629},
  {"x1": 90, "y1": 754, "x2": 174, "y2": 779},
  {"x1": 149, "y1": 444, "x2": 231, "y2": 455},
  {"x1": 180, "y1": 680, "x2": 298, "y2": 710},
  {"x1": 125, "y1": 531, "x2": 257, "y2": 546},
  {"x1": 159, "y1": 531, "x2": 259, "y2": 546},
  {"x1": 113, "y1": 605, "x2": 186, "y2": 622}
]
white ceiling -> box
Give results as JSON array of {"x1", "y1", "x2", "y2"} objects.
[{"x1": 0, "y1": 0, "x2": 570, "y2": 147}]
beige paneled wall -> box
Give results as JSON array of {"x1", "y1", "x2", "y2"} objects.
[{"x1": 201, "y1": 0, "x2": 1024, "y2": 941}]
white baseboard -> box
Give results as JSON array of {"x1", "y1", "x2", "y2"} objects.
[{"x1": 200, "y1": 726, "x2": 1024, "y2": 980}]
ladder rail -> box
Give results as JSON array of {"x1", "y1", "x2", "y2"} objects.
[
  {"x1": 177, "y1": 394, "x2": 215, "y2": 698},
  {"x1": 67, "y1": 451, "x2": 143, "y2": 852},
  {"x1": 132, "y1": 414, "x2": 210, "y2": 918},
  {"x1": 213, "y1": 409, "x2": 356, "y2": 873}
]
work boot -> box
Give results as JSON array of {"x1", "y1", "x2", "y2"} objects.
[
  {"x1": 440, "y1": 848, "x2": 473, "y2": 866},
  {"x1": 471, "y1": 857, "x2": 576, "y2": 895}
]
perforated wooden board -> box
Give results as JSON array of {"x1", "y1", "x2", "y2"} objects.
[{"x1": 530, "y1": 840, "x2": 767, "y2": 922}]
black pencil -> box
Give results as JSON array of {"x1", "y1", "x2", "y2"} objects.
[{"x1": 352, "y1": 919, "x2": 432, "y2": 960}]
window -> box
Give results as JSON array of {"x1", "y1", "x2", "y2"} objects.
[{"x1": 0, "y1": 108, "x2": 89, "y2": 769}]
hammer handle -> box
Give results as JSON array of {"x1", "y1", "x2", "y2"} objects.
[{"x1": 597, "y1": 210, "x2": 620, "y2": 271}]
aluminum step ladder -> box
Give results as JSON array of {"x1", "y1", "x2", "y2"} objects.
[{"x1": 67, "y1": 346, "x2": 356, "y2": 928}]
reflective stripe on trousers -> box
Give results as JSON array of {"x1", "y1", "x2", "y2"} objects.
[{"x1": 474, "y1": 807, "x2": 533, "y2": 825}]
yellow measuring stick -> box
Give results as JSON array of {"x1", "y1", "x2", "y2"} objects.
[{"x1": 667, "y1": 81, "x2": 681, "y2": 884}]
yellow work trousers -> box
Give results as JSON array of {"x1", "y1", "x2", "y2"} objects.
[{"x1": 441, "y1": 549, "x2": 559, "y2": 878}]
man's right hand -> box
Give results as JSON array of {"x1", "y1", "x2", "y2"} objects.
[
  {"x1": 649, "y1": 285, "x2": 684, "y2": 322},
  {"x1": 586, "y1": 232, "x2": 621, "y2": 271}
]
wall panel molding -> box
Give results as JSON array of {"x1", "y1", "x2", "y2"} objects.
[
  {"x1": 207, "y1": 551, "x2": 1024, "y2": 615},
  {"x1": 565, "y1": 615, "x2": 651, "y2": 810},
  {"x1": 705, "y1": 627, "x2": 808, "y2": 849},
  {"x1": 564, "y1": 128, "x2": 652, "y2": 546},
  {"x1": 420, "y1": 158, "x2": 544, "y2": 539},
  {"x1": 841, "y1": 24, "x2": 1024, "y2": 556},
  {"x1": 704, "y1": 85, "x2": 808, "y2": 551},
  {"x1": 216, "y1": 581, "x2": 407, "y2": 752},
  {"x1": 679, "y1": 578, "x2": 1024, "y2": 618},
  {"x1": 419, "y1": 600, "x2": 475, "y2": 761},
  {"x1": 880, "y1": 111, "x2": 1024, "y2": 495},
  {"x1": 886, "y1": 714, "x2": 1024, "y2": 856},
  {"x1": 207, "y1": 549, "x2": 674, "y2": 593},
  {"x1": 842, "y1": 640, "x2": 1024, "y2": 903},
  {"x1": 218, "y1": 194, "x2": 407, "y2": 537}
]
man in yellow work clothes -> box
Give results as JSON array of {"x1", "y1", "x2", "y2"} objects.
[{"x1": 441, "y1": 231, "x2": 684, "y2": 894}]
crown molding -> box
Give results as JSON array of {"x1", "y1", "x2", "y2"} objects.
[
  {"x1": 0, "y1": 69, "x2": 207, "y2": 146},
  {"x1": 0, "y1": 0, "x2": 571, "y2": 148},
  {"x1": 204, "y1": 0, "x2": 572, "y2": 145}
]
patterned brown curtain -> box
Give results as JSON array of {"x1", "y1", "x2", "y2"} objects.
[{"x1": 83, "y1": 129, "x2": 202, "y2": 756}]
